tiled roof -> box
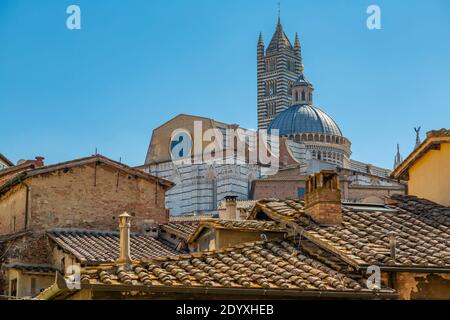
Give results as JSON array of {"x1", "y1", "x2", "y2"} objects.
[
  {"x1": 160, "y1": 221, "x2": 199, "y2": 241},
  {"x1": 251, "y1": 196, "x2": 450, "y2": 269},
  {"x1": 169, "y1": 213, "x2": 216, "y2": 222},
  {"x1": 0, "y1": 162, "x2": 35, "y2": 187},
  {"x1": 0, "y1": 154, "x2": 173, "y2": 196},
  {"x1": 187, "y1": 219, "x2": 287, "y2": 243},
  {"x1": 200, "y1": 219, "x2": 285, "y2": 232},
  {"x1": 0, "y1": 153, "x2": 13, "y2": 167},
  {"x1": 3, "y1": 262, "x2": 57, "y2": 274},
  {"x1": 391, "y1": 128, "x2": 450, "y2": 180},
  {"x1": 217, "y1": 200, "x2": 256, "y2": 211},
  {"x1": 47, "y1": 229, "x2": 180, "y2": 264},
  {"x1": 76, "y1": 239, "x2": 394, "y2": 297}
]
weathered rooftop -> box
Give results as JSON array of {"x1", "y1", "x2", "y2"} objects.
[
  {"x1": 160, "y1": 221, "x2": 200, "y2": 241},
  {"x1": 250, "y1": 195, "x2": 450, "y2": 270},
  {"x1": 47, "y1": 228, "x2": 180, "y2": 264},
  {"x1": 37, "y1": 239, "x2": 396, "y2": 300}
]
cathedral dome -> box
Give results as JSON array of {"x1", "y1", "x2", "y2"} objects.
[{"x1": 268, "y1": 104, "x2": 343, "y2": 137}]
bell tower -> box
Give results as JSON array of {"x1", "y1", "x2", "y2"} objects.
[{"x1": 257, "y1": 18, "x2": 303, "y2": 130}]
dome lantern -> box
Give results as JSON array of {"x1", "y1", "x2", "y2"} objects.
[{"x1": 292, "y1": 73, "x2": 314, "y2": 104}]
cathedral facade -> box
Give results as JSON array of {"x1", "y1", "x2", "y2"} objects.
[
  {"x1": 259, "y1": 19, "x2": 352, "y2": 168},
  {"x1": 141, "y1": 17, "x2": 399, "y2": 216}
]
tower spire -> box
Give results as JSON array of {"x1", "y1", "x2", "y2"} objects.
[
  {"x1": 394, "y1": 143, "x2": 403, "y2": 169},
  {"x1": 258, "y1": 32, "x2": 264, "y2": 47}
]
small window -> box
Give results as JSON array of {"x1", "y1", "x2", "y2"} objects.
[
  {"x1": 10, "y1": 279, "x2": 17, "y2": 298},
  {"x1": 301, "y1": 91, "x2": 306, "y2": 101},
  {"x1": 297, "y1": 188, "x2": 306, "y2": 197},
  {"x1": 30, "y1": 278, "x2": 37, "y2": 296}
]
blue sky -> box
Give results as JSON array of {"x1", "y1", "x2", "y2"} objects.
[{"x1": 1, "y1": 0, "x2": 449, "y2": 168}]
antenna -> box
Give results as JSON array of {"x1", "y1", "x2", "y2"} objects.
[{"x1": 278, "y1": 2, "x2": 281, "y2": 20}]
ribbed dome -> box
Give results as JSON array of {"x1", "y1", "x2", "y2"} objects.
[{"x1": 268, "y1": 104, "x2": 343, "y2": 136}]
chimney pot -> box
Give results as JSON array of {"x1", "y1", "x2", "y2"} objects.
[
  {"x1": 304, "y1": 170, "x2": 342, "y2": 225},
  {"x1": 117, "y1": 212, "x2": 132, "y2": 265},
  {"x1": 389, "y1": 232, "x2": 397, "y2": 262},
  {"x1": 224, "y1": 195, "x2": 238, "y2": 220},
  {"x1": 34, "y1": 156, "x2": 45, "y2": 168}
]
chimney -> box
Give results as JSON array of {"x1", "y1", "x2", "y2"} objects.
[
  {"x1": 304, "y1": 170, "x2": 342, "y2": 225},
  {"x1": 117, "y1": 212, "x2": 132, "y2": 265},
  {"x1": 388, "y1": 232, "x2": 397, "y2": 262},
  {"x1": 142, "y1": 219, "x2": 159, "y2": 238},
  {"x1": 34, "y1": 156, "x2": 45, "y2": 168},
  {"x1": 224, "y1": 195, "x2": 238, "y2": 220}
]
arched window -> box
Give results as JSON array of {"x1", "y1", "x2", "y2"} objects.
[
  {"x1": 295, "y1": 91, "x2": 299, "y2": 101},
  {"x1": 288, "y1": 81, "x2": 293, "y2": 95},
  {"x1": 301, "y1": 91, "x2": 306, "y2": 101}
]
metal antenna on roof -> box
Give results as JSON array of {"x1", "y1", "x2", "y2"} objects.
[{"x1": 277, "y1": 2, "x2": 281, "y2": 23}]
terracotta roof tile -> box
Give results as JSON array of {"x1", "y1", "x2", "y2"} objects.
[
  {"x1": 160, "y1": 221, "x2": 199, "y2": 241},
  {"x1": 47, "y1": 229, "x2": 180, "y2": 264},
  {"x1": 251, "y1": 196, "x2": 450, "y2": 268},
  {"x1": 79, "y1": 239, "x2": 385, "y2": 293}
]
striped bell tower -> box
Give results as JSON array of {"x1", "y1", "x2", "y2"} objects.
[{"x1": 257, "y1": 18, "x2": 303, "y2": 130}]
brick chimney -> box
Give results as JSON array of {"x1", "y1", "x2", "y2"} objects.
[
  {"x1": 34, "y1": 156, "x2": 45, "y2": 167},
  {"x1": 117, "y1": 212, "x2": 132, "y2": 265},
  {"x1": 304, "y1": 170, "x2": 342, "y2": 225},
  {"x1": 224, "y1": 195, "x2": 238, "y2": 220}
]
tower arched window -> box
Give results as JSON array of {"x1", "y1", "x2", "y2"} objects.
[
  {"x1": 301, "y1": 91, "x2": 305, "y2": 101},
  {"x1": 295, "y1": 91, "x2": 299, "y2": 101}
]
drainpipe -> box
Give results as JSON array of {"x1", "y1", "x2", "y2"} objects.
[
  {"x1": 117, "y1": 212, "x2": 132, "y2": 266},
  {"x1": 21, "y1": 182, "x2": 30, "y2": 230}
]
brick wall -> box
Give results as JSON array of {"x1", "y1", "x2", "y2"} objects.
[
  {"x1": 252, "y1": 180, "x2": 305, "y2": 200},
  {"x1": 0, "y1": 162, "x2": 169, "y2": 236},
  {"x1": 0, "y1": 185, "x2": 28, "y2": 235},
  {"x1": 27, "y1": 163, "x2": 168, "y2": 232}
]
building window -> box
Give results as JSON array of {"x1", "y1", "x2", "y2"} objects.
[
  {"x1": 30, "y1": 278, "x2": 37, "y2": 296},
  {"x1": 297, "y1": 187, "x2": 305, "y2": 197},
  {"x1": 266, "y1": 58, "x2": 277, "y2": 72},
  {"x1": 295, "y1": 91, "x2": 299, "y2": 101},
  {"x1": 301, "y1": 91, "x2": 306, "y2": 101},
  {"x1": 266, "y1": 80, "x2": 277, "y2": 97},
  {"x1": 267, "y1": 103, "x2": 276, "y2": 117},
  {"x1": 212, "y1": 179, "x2": 217, "y2": 210},
  {"x1": 287, "y1": 60, "x2": 295, "y2": 72},
  {"x1": 10, "y1": 279, "x2": 17, "y2": 298}
]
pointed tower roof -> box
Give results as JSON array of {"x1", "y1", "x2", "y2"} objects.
[
  {"x1": 293, "y1": 73, "x2": 313, "y2": 88},
  {"x1": 394, "y1": 144, "x2": 403, "y2": 169},
  {"x1": 258, "y1": 32, "x2": 264, "y2": 47},
  {"x1": 294, "y1": 32, "x2": 301, "y2": 49},
  {"x1": 267, "y1": 18, "x2": 293, "y2": 53}
]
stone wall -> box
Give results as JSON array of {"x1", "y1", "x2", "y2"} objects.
[
  {"x1": 347, "y1": 186, "x2": 405, "y2": 203},
  {"x1": 396, "y1": 272, "x2": 450, "y2": 300},
  {"x1": 252, "y1": 180, "x2": 305, "y2": 200},
  {"x1": 0, "y1": 185, "x2": 28, "y2": 235},
  {"x1": 26, "y1": 162, "x2": 168, "y2": 232}
]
